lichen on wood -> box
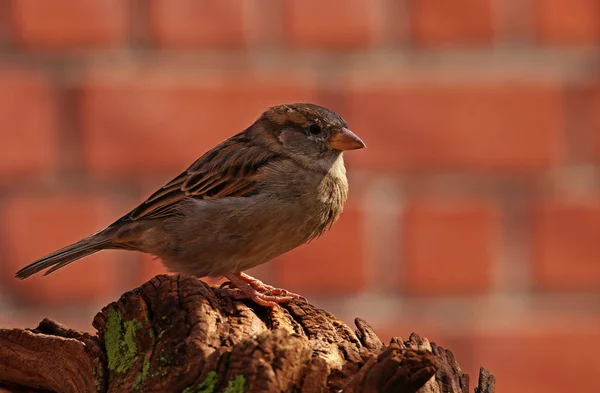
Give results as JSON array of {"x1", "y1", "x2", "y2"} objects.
[{"x1": 104, "y1": 309, "x2": 143, "y2": 374}]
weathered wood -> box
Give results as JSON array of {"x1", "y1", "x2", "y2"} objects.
[
  {"x1": 475, "y1": 367, "x2": 496, "y2": 393},
  {"x1": 0, "y1": 275, "x2": 494, "y2": 393}
]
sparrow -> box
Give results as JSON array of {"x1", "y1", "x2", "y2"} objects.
[{"x1": 15, "y1": 103, "x2": 365, "y2": 307}]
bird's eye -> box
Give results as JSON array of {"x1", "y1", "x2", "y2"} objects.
[{"x1": 308, "y1": 124, "x2": 322, "y2": 135}]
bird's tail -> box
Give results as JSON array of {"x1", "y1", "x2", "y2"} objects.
[{"x1": 15, "y1": 230, "x2": 114, "y2": 279}]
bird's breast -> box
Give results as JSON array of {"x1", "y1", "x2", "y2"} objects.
[
  {"x1": 156, "y1": 156, "x2": 350, "y2": 276},
  {"x1": 311, "y1": 171, "x2": 348, "y2": 238}
]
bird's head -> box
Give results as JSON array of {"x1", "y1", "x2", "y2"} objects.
[{"x1": 253, "y1": 103, "x2": 365, "y2": 167}]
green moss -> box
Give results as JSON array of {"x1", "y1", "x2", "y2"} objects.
[
  {"x1": 133, "y1": 357, "x2": 151, "y2": 389},
  {"x1": 142, "y1": 359, "x2": 150, "y2": 377},
  {"x1": 104, "y1": 309, "x2": 142, "y2": 374},
  {"x1": 223, "y1": 375, "x2": 246, "y2": 393},
  {"x1": 123, "y1": 319, "x2": 143, "y2": 351},
  {"x1": 182, "y1": 371, "x2": 218, "y2": 393},
  {"x1": 181, "y1": 373, "x2": 245, "y2": 393},
  {"x1": 92, "y1": 357, "x2": 104, "y2": 388},
  {"x1": 92, "y1": 358, "x2": 101, "y2": 376}
]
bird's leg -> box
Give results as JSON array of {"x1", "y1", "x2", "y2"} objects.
[
  {"x1": 223, "y1": 273, "x2": 306, "y2": 306},
  {"x1": 235, "y1": 272, "x2": 306, "y2": 301},
  {"x1": 224, "y1": 274, "x2": 290, "y2": 307}
]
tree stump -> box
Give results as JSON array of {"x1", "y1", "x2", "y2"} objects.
[{"x1": 0, "y1": 275, "x2": 495, "y2": 393}]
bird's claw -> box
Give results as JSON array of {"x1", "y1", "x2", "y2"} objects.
[
  {"x1": 219, "y1": 280, "x2": 233, "y2": 289},
  {"x1": 223, "y1": 273, "x2": 307, "y2": 306},
  {"x1": 226, "y1": 287, "x2": 293, "y2": 307},
  {"x1": 245, "y1": 280, "x2": 306, "y2": 301}
]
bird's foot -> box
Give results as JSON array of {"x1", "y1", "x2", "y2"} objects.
[
  {"x1": 222, "y1": 272, "x2": 307, "y2": 307},
  {"x1": 225, "y1": 286, "x2": 295, "y2": 307},
  {"x1": 236, "y1": 272, "x2": 307, "y2": 301}
]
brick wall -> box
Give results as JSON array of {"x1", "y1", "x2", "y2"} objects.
[{"x1": 1, "y1": 1, "x2": 599, "y2": 392}]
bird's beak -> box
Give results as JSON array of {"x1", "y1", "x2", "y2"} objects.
[{"x1": 327, "y1": 128, "x2": 366, "y2": 151}]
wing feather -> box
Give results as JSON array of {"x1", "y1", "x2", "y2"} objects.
[{"x1": 122, "y1": 132, "x2": 279, "y2": 222}]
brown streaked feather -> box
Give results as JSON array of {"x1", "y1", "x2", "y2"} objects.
[{"x1": 124, "y1": 132, "x2": 280, "y2": 222}]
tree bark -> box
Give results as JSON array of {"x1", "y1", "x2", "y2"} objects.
[{"x1": 0, "y1": 274, "x2": 495, "y2": 393}]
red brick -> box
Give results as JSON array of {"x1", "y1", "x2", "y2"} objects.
[
  {"x1": 0, "y1": 0, "x2": 11, "y2": 45},
  {"x1": 272, "y1": 208, "x2": 367, "y2": 295},
  {"x1": 464, "y1": 320, "x2": 600, "y2": 393},
  {"x1": 284, "y1": 0, "x2": 376, "y2": 50},
  {"x1": 0, "y1": 193, "x2": 131, "y2": 305},
  {"x1": 0, "y1": 312, "x2": 94, "y2": 333},
  {"x1": 373, "y1": 321, "x2": 442, "y2": 346},
  {"x1": 402, "y1": 199, "x2": 499, "y2": 295},
  {"x1": 148, "y1": 0, "x2": 246, "y2": 49},
  {"x1": 532, "y1": 199, "x2": 600, "y2": 291},
  {"x1": 0, "y1": 69, "x2": 57, "y2": 179},
  {"x1": 11, "y1": 0, "x2": 128, "y2": 49},
  {"x1": 591, "y1": 86, "x2": 600, "y2": 159},
  {"x1": 79, "y1": 69, "x2": 318, "y2": 176},
  {"x1": 345, "y1": 82, "x2": 564, "y2": 172},
  {"x1": 409, "y1": 0, "x2": 494, "y2": 47},
  {"x1": 533, "y1": 0, "x2": 600, "y2": 45}
]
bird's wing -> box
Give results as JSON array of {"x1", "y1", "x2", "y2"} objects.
[{"x1": 123, "y1": 133, "x2": 279, "y2": 221}]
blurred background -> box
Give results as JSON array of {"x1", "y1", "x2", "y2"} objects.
[{"x1": 0, "y1": 0, "x2": 599, "y2": 392}]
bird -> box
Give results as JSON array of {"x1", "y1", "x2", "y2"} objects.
[{"x1": 15, "y1": 103, "x2": 365, "y2": 307}]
